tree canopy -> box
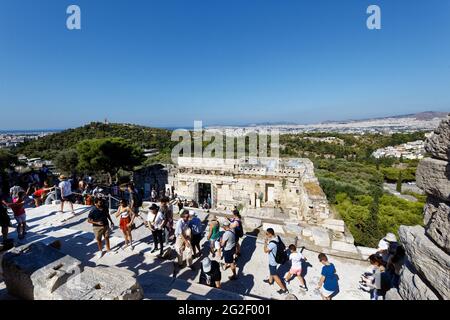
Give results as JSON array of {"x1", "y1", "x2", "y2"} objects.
[{"x1": 76, "y1": 138, "x2": 145, "y2": 182}]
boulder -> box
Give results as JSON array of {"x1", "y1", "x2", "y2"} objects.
[
  {"x1": 385, "y1": 288, "x2": 403, "y2": 300},
  {"x1": 423, "y1": 196, "x2": 450, "y2": 253},
  {"x1": 51, "y1": 266, "x2": 143, "y2": 300},
  {"x1": 416, "y1": 158, "x2": 450, "y2": 202},
  {"x1": 2, "y1": 242, "x2": 82, "y2": 300},
  {"x1": 398, "y1": 263, "x2": 439, "y2": 300},
  {"x1": 425, "y1": 116, "x2": 450, "y2": 161},
  {"x1": 331, "y1": 241, "x2": 358, "y2": 254},
  {"x1": 399, "y1": 226, "x2": 450, "y2": 299}
]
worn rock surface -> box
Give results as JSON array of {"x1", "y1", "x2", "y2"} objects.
[
  {"x1": 398, "y1": 263, "x2": 439, "y2": 300},
  {"x1": 423, "y1": 196, "x2": 450, "y2": 253},
  {"x1": 1, "y1": 242, "x2": 82, "y2": 300},
  {"x1": 425, "y1": 115, "x2": 450, "y2": 161},
  {"x1": 51, "y1": 266, "x2": 143, "y2": 300},
  {"x1": 398, "y1": 226, "x2": 450, "y2": 299},
  {"x1": 416, "y1": 158, "x2": 450, "y2": 202}
]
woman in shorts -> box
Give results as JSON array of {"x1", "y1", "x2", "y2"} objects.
[{"x1": 115, "y1": 199, "x2": 135, "y2": 249}]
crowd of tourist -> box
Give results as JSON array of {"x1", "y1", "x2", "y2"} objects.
[{"x1": 0, "y1": 170, "x2": 406, "y2": 300}]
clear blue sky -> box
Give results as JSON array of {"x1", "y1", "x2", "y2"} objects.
[{"x1": 1, "y1": 0, "x2": 449, "y2": 129}]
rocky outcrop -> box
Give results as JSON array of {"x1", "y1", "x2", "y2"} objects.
[
  {"x1": 397, "y1": 262, "x2": 439, "y2": 300},
  {"x1": 1, "y1": 242, "x2": 82, "y2": 300},
  {"x1": 425, "y1": 116, "x2": 450, "y2": 161},
  {"x1": 394, "y1": 116, "x2": 450, "y2": 301},
  {"x1": 416, "y1": 158, "x2": 450, "y2": 201},
  {"x1": 423, "y1": 196, "x2": 450, "y2": 253},
  {"x1": 399, "y1": 226, "x2": 449, "y2": 299}
]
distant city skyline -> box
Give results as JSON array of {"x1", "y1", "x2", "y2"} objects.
[{"x1": 1, "y1": 0, "x2": 450, "y2": 129}]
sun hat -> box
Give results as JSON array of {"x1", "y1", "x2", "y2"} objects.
[
  {"x1": 222, "y1": 220, "x2": 230, "y2": 227},
  {"x1": 202, "y1": 257, "x2": 212, "y2": 273},
  {"x1": 384, "y1": 233, "x2": 397, "y2": 243}
]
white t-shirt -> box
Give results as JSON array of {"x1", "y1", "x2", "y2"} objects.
[
  {"x1": 289, "y1": 252, "x2": 304, "y2": 269},
  {"x1": 58, "y1": 181, "x2": 73, "y2": 197},
  {"x1": 377, "y1": 239, "x2": 389, "y2": 251},
  {"x1": 154, "y1": 211, "x2": 165, "y2": 230}
]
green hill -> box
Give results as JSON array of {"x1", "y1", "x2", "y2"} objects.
[{"x1": 13, "y1": 122, "x2": 176, "y2": 161}]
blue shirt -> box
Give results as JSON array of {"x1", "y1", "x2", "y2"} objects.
[
  {"x1": 189, "y1": 216, "x2": 203, "y2": 235},
  {"x1": 321, "y1": 263, "x2": 339, "y2": 292}
]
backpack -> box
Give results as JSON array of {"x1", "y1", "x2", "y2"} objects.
[
  {"x1": 270, "y1": 236, "x2": 288, "y2": 265},
  {"x1": 234, "y1": 219, "x2": 244, "y2": 238}
]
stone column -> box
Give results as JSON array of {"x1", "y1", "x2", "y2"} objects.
[{"x1": 391, "y1": 115, "x2": 450, "y2": 300}]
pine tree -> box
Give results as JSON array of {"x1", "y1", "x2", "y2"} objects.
[{"x1": 396, "y1": 170, "x2": 403, "y2": 193}]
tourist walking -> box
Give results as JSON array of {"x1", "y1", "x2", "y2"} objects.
[
  {"x1": 316, "y1": 253, "x2": 339, "y2": 300},
  {"x1": 284, "y1": 244, "x2": 308, "y2": 291},
  {"x1": 220, "y1": 221, "x2": 238, "y2": 281},
  {"x1": 87, "y1": 198, "x2": 115, "y2": 258},
  {"x1": 2, "y1": 191, "x2": 27, "y2": 240},
  {"x1": 148, "y1": 203, "x2": 165, "y2": 256},
  {"x1": 207, "y1": 214, "x2": 220, "y2": 257},
  {"x1": 0, "y1": 197, "x2": 11, "y2": 245},
  {"x1": 174, "y1": 209, "x2": 194, "y2": 269},
  {"x1": 229, "y1": 209, "x2": 243, "y2": 258},
  {"x1": 160, "y1": 197, "x2": 174, "y2": 246},
  {"x1": 58, "y1": 175, "x2": 75, "y2": 214},
  {"x1": 263, "y1": 228, "x2": 289, "y2": 295},
  {"x1": 199, "y1": 257, "x2": 222, "y2": 289},
  {"x1": 114, "y1": 199, "x2": 136, "y2": 250},
  {"x1": 188, "y1": 211, "x2": 203, "y2": 258}
]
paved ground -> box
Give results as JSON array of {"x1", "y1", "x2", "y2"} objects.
[{"x1": 0, "y1": 204, "x2": 371, "y2": 300}]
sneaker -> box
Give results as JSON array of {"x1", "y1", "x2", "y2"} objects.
[
  {"x1": 221, "y1": 263, "x2": 229, "y2": 271},
  {"x1": 277, "y1": 289, "x2": 289, "y2": 295},
  {"x1": 299, "y1": 285, "x2": 308, "y2": 292},
  {"x1": 95, "y1": 251, "x2": 104, "y2": 260},
  {"x1": 150, "y1": 248, "x2": 158, "y2": 253},
  {"x1": 263, "y1": 279, "x2": 274, "y2": 285}
]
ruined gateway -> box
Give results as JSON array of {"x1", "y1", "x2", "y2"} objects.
[
  {"x1": 133, "y1": 156, "x2": 359, "y2": 255},
  {"x1": 169, "y1": 157, "x2": 331, "y2": 224}
]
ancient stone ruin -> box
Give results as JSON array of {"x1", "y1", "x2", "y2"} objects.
[
  {"x1": 388, "y1": 115, "x2": 450, "y2": 300},
  {"x1": 1, "y1": 242, "x2": 144, "y2": 300}
]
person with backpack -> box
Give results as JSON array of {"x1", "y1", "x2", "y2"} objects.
[
  {"x1": 263, "y1": 228, "x2": 289, "y2": 295},
  {"x1": 229, "y1": 209, "x2": 243, "y2": 258},
  {"x1": 188, "y1": 211, "x2": 203, "y2": 258},
  {"x1": 220, "y1": 221, "x2": 238, "y2": 280}
]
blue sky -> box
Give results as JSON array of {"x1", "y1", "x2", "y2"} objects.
[{"x1": 1, "y1": 0, "x2": 449, "y2": 129}]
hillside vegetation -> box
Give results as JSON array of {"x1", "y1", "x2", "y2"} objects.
[{"x1": 13, "y1": 122, "x2": 176, "y2": 164}]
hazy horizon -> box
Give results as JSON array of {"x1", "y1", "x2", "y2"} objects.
[{"x1": 1, "y1": 0, "x2": 450, "y2": 129}]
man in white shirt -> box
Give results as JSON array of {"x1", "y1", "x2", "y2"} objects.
[
  {"x1": 174, "y1": 209, "x2": 193, "y2": 269},
  {"x1": 58, "y1": 175, "x2": 75, "y2": 214}
]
